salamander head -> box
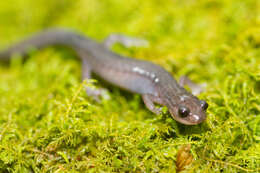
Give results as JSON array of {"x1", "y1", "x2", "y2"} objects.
[{"x1": 167, "y1": 94, "x2": 208, "y2": 125}]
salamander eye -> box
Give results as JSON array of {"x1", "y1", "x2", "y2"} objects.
[
  {"x1": 178, "y1": 106, "x2": 190, "y2": 117},
  {"x1": 200, "y1": 100, "x2": 208, "y2": 110}
]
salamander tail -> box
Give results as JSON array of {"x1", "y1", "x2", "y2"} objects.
[{"x1": 0, "y1": 28, "x2": 88, "y2": 61}]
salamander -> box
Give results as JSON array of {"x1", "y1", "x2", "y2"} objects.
[{"x1": 0, "y1": 28, "x2": 208, "y2": 125}]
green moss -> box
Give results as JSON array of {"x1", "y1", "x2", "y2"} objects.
[{"x1": 0, "y1": 0, "x2": 259, "y2": 172}]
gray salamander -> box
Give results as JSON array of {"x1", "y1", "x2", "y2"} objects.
[{"x1": 0, "y1": 29, "x2": 208, "y2": 125}]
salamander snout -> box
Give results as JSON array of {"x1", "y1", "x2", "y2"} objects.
[
  {"x1": 169, "y1": 99, "x2": 208, "y2": 125},
  {"x1": 186, "y1": 111, "x2": 206, "y2": 125}
]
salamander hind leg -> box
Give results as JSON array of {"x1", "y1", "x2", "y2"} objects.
[
  {"x1": 104, "y1": 34, "x2": 149, "y2": 49},
  {"x1": 85, "y1": 87, "x2": 110, "y2": 102},
  {"x1": 142, "y1": 94, "x2": 163, "y2": 115},
  {"x1": 81, "y1": 58, "x2": 110, "y2": 101}
]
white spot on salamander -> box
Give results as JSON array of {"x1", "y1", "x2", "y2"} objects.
[
  {"x1": 193, "y1": 114, "x2": 200, "y2": 121},
  {"x1": 132, "y1": 66, "x2": 145, "y2": 74},
  {"x1": 132, "y1": 67, "x2": 159, "y2": 83},
  {"x1": 180, "y1": 95, "x2": 189, "y2": 101},
  {"x1": 154, "y1": 78, "x2": 159, "y2": 83},
  {"x1": 150, "y1": 73, "x2": 156, "y2": 79}
]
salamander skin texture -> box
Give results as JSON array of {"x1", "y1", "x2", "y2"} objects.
[{"x1": 0, "y1": 28, "x2": 208, "y2": 125}]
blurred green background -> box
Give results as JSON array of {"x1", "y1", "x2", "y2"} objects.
[{"x1": 0, "y1": 0, "x2": 259, "y2": 172}]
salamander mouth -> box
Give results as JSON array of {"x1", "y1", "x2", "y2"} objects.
[{"x1": 169, "y1": 110, "x2": 206, "y2": 125}]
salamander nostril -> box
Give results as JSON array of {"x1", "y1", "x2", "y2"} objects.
[{"x1": 178, "y1": 106, "x2": 190, "y2": 117}]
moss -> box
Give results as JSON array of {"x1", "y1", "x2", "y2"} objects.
[{"x1": 0, "y1": 0, "x2": 259, "y2": 172}]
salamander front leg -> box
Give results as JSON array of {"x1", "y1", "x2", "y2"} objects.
[
  {"x1": 104, "y1": 34, "x2": 149, "y2": 49},
  {"x1": 179, "y1": 76, "x2": 205, "y2": 95},
  {"x1": 142, "y1": 94, "x2": 163, "y2": 115},
  {"x1": 82, "y1": 59, "x2": 110, "y2": 101}
]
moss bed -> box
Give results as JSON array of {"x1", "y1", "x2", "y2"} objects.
[{"x1": 0, "y1": 0, "x2": 259, "y2": 172}]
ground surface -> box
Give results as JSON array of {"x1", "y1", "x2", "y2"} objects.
[{"x1": 0, "y1": 0, "x2": 259, "y2": 172}]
